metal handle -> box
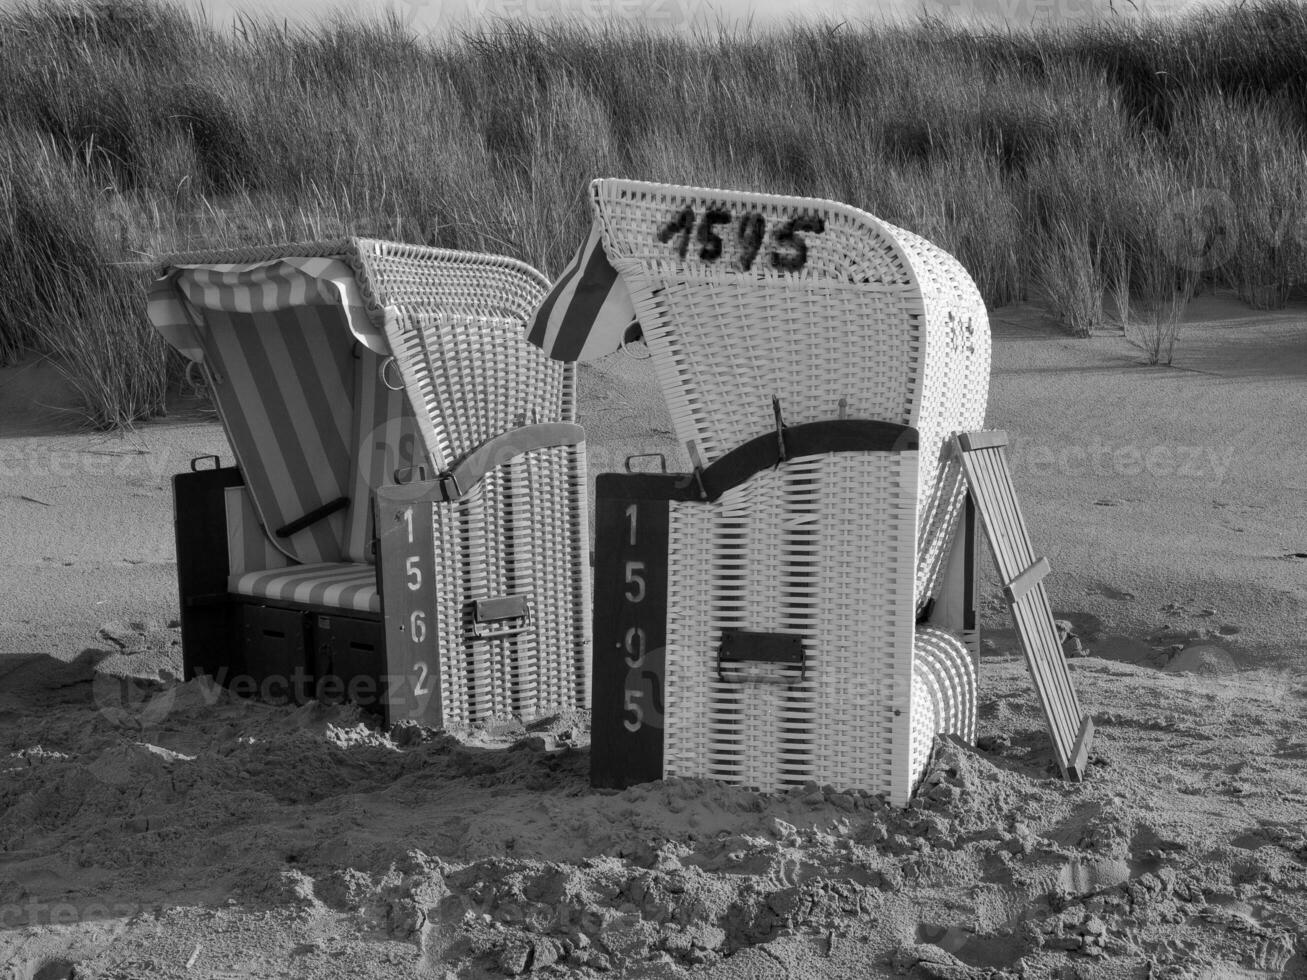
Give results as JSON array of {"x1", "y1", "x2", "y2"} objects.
[
  {"x1": 624, "y1": 453, "x2": 668, "y2": 474},
  {"x1": 468, "y1": 594, "x2": 534, "y2": 640},
  {"x1": 393, "y1": 464, "x2": 429, "y2": 486},
  {"x1": 717, "y1": 628, "x2": 807, "y2": 684}
]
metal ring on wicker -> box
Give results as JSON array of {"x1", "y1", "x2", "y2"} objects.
[
  {"x1": 619, "y1": 319, "x2": 651, "y2": 360},
  {"x1": 380, "y1": 356, "x2": 405, "y2": 391}
]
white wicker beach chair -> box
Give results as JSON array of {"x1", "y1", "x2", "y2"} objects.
[
  {"x1": 537, "y1": 180, "x2": 990, "y2": 804},
  {"x1": 151, "y1": 240, "x2": 590, "y2": 727}
]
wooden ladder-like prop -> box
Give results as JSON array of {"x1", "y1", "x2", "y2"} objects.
[{"x1": 955, "y1": 430, "x2": 1095, "y2": 781}]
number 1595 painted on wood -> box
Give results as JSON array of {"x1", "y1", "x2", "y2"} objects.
[{"x1": 591, "y1": 480, "x2": 672, "y2": 789}]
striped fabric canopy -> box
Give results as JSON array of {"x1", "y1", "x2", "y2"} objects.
[
  {"x1": 526, "y1": 220, "x2": 637, "y2": 362},
  {"x1": 148, "y1": 257, "x2": 386, "y2": 361},
  {"x1": 148, "y1": 255, "x2": 419, "y2": 567}
]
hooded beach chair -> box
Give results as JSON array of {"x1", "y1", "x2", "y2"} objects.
[
  {"x1": 151, "y1": 240, "x2": 590, "y2": 728},
  {"x1": 529, "y1": 179, "x2": 994, "y2": 804}
]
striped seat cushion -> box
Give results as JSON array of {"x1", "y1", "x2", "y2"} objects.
[{"x1": 231, "y1": 563, "x2": 379, "y2": 614}]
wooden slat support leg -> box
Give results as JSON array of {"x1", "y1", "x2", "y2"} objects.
[
  {"x1": 954, "y1": 430, "x2": 1095, "y2": 782},
  {"x1": 1004, "y1": 556, "x2": 1050, "y2": 604},
  {"x1": 1068, "y1": 716, "x2": 1095, "y2": 782}
]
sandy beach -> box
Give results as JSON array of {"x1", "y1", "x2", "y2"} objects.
[{"x1": 1, "y1": 294, "x2": 1305, "y2": 979}]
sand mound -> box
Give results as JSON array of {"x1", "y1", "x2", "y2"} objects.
[
  {"x1": 1, "y1": 662, "x2": 1305, "y2": 979},
  {"x1": 1164, "y1": 643, "x2": 1239, "y2": 676}
]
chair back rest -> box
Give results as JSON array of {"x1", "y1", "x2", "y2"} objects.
[
  {"x1": 351, "y1": 238, "x2": 549, "y2": 323},
  {"x1": 152, "y1": 243, "x2": 550, "y2": 567},
  {"x1": 384, "y1": 310, "x2": 573, "y2": 472},
  {"x1": 589, "y1": 179, "x2": 990, "y2": 601},
  {"x1": 353, "y1": 240, "x2": 557, "y2": 470}
]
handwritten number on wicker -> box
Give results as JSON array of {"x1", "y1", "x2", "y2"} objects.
[
  {"x1": 658, "y1": 207, "x2": 823, "y2": 270},
  {"x1": 697, "y1": 208, "x2": 731, "y2": 261},
  {"x1": 657, "y1": 206, "x2": 696, "y2": 259},
  {"x1": 737, "y1": 212, "x2": 766, "y2": 270},
  {"x1": 771, "y1": 214, "x2": 826, "y2": 271},
  {"x1": 947, "y1": 313, "x2": 977, "y2": 355}
]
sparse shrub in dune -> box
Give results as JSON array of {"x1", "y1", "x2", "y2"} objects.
[
  {"x1": 1032, "y1": 216, "x2": 1105, "y2": 338},
  {"x1": 1125, "y1": 169, "x2": 1203, "y2": 367}
]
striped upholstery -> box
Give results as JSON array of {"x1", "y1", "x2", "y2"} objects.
[
  {"x1": 149, "y1": 257, "x2": 386, "y2": 361},
  {"x1": 231, "y1": 564, "x2": 379, "y2": 615},
  {"x1": 225, "y1": 486, "x2": 292, "y2": 575},
  {"x1": 150, "y1": 256, "x2": 430, "y2": 569},
  {"x1": 194, "y1": 304, "x2": 354, "y2": 564},
  {"x1": 526, "y1": 221, "x2": 637, "y2": 361},
  {"x1": 345, "y1": 347, "x2": 426, "y2": 563}
]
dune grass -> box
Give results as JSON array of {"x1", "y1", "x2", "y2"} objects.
[{"x1": 1, "y1": 0, "x2": 1306, "y2": 426}]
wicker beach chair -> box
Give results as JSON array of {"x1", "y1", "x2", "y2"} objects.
[
  {"x1": 533, "y1": 179, "x2": 990, "y2": 804},
  {"x1": 151, "y1": 240, "x2": 590, "y2": 727}
]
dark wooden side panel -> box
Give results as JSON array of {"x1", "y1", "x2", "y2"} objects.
[
  {"x1": 235, "y1": 602, "x2": 309, "y2": 702},
  {"x1": 173, "y1": 467, "x2": 244, "y2": 681},
  {"x1": 591, "y1": 475, "x2": 678, "y2": 789},
  {"x1": 375, "y1": 488, "x2": 442, "y2": 728},
  {"x1": 311, "y1": 611, "x2": 385, "y2": 714}
]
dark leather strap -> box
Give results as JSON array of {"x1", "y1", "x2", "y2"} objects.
[
  {"x1": 697, "y1": 419, "x2": 919, "y2": 502},
  {"x1": 438, "y1": 422, "x2": 585, "y2": 501},
  {"x1": 274, "y1": 495, "x2": 350, "y2": 538}
]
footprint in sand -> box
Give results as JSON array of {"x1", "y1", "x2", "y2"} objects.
[{"x1": 1093, "y1": 585, "x2": 1136, "y2": 601}]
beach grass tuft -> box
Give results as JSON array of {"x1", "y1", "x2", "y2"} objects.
[{"x1": 2, "y1": 0, "x2": 1306, "y2": 425}]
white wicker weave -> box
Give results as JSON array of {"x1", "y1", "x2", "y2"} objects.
[
  {"x1": 365, "y1": 245, "x2": 591, "y2": 724},
  {"x1": 384, "y1": 309, "x2": 591, "y2": 724},
  {"x1": 663, "y1": 453, "x2": 919, "y2": 797},
  {"x1": 589, "y1": 179, "x2": 990, "y2": 802}
]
